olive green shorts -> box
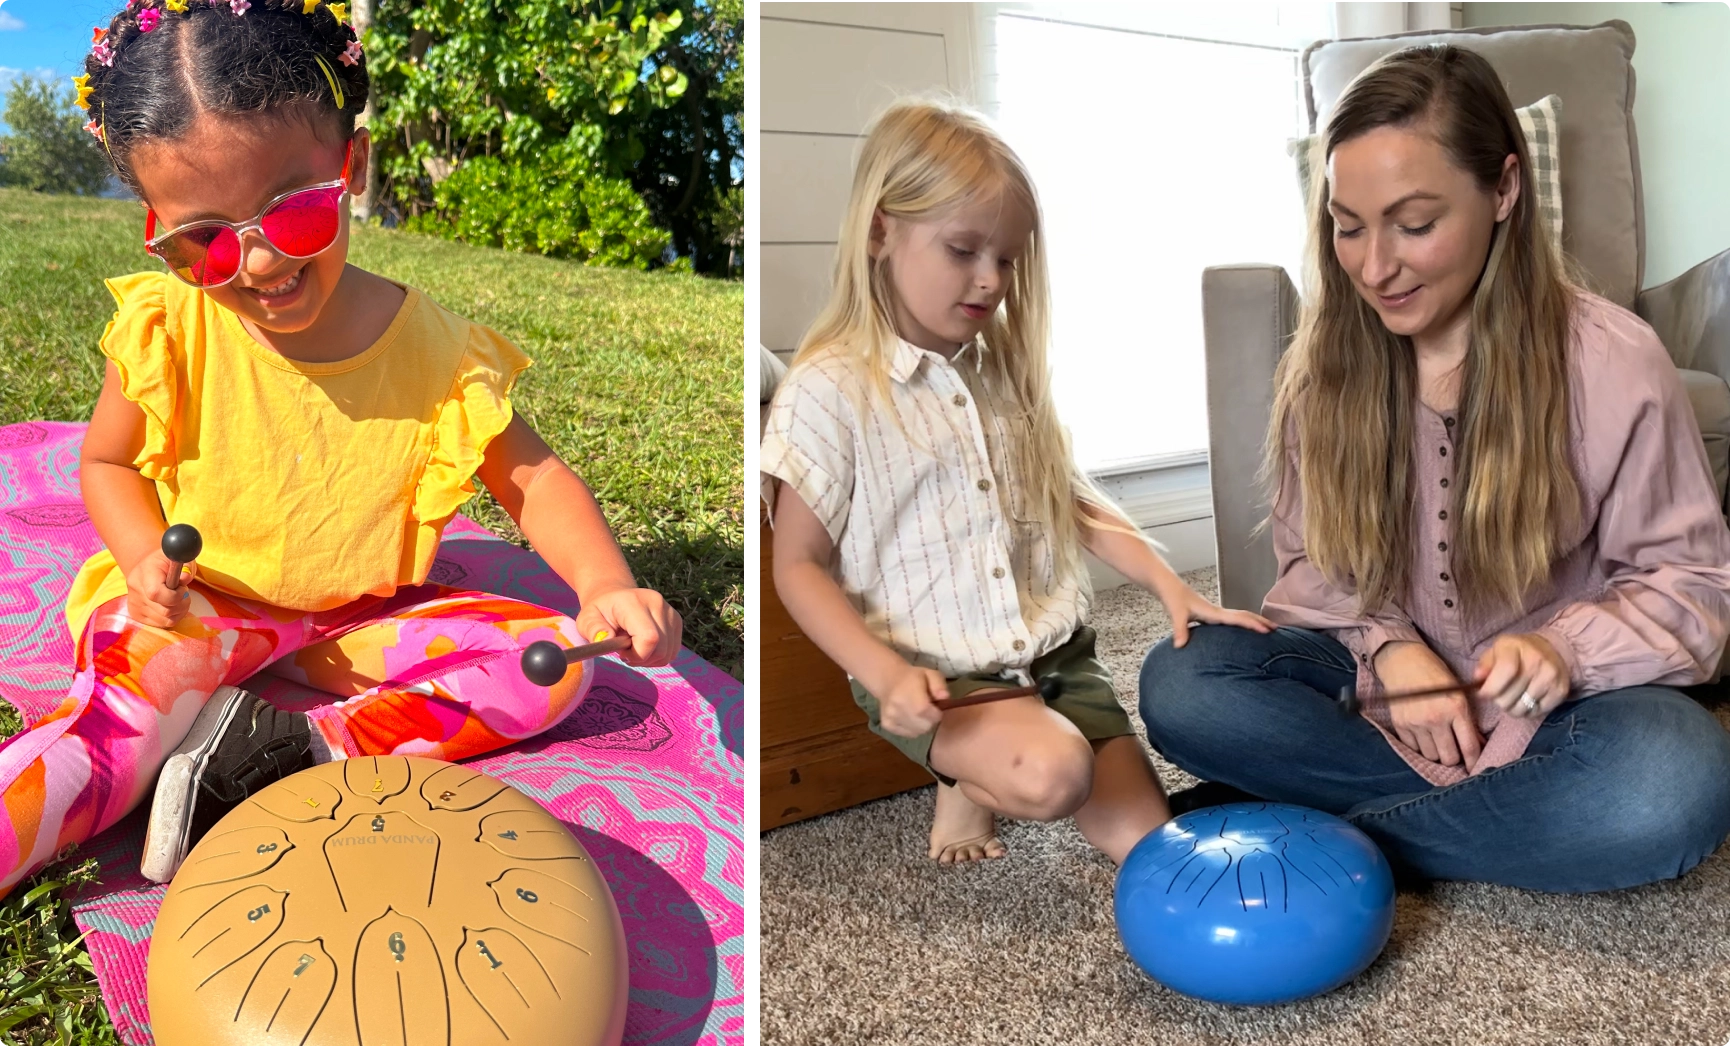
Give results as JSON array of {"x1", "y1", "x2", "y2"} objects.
[{"x1": 849, "y1": 626, "x2": 1133, "y2": 787}]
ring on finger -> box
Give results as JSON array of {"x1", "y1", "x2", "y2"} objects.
[{"x1": 1517, "y1": 690, "x2": 1538, "y2": 715}]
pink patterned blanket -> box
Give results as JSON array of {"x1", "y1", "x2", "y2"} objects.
[{"x1": 0, "y1": 421, "x2": 744, "y2": 1046}]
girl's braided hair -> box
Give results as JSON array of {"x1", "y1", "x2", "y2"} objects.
[{"x1": 79, "y1": 0, "x2": 369, "y2": 199}]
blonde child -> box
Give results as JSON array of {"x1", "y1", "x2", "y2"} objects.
[{"x1": 762, "y1": 99, "x2": 1272, "y2": 864}]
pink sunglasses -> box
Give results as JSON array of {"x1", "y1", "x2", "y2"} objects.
[{"x1": 144, "y1": 141, "x2": 353, "y2": 289}]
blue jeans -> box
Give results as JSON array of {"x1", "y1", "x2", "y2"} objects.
[{"x1": 1138, "y1": 625, "x2": 1730, "y2": 893}]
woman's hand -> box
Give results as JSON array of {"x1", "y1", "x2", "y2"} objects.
[
  {"x1": 576, "y1": 586, "x2": 683, "y2": 668},
  {"x1": 1375, "y1": 640, "x2": 1482, "y2": 770},
  {"x1": 124, "y1": 549, "x2": 194, "y2": 629},
  {"x1": 1158, "y1": 583, "x2": 1275, "y2": 648},
  {"x1": 1473, "y1": 633, "x2": 1569, "y2": 719},
  {"x1": 877, "y1": 664, "x2": 949, "y2": 739}
]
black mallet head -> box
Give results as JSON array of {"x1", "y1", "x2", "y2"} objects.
[
  {"x1": 161, "y1": 523, "x2": 202, "y2": 565},
  {"x1": 1335, "y1": 685, "x2": 1361, "y2": 716},
  {"x1": 1037, "y1": 676, "x2": 1064, "y2": 702},
  {"x1": 521, "y1": 640, "x2": 568, "y2": 687}
]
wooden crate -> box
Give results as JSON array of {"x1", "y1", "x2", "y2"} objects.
[{"x1": 759, "y1": 520, "x2": 929, "y2": 830}]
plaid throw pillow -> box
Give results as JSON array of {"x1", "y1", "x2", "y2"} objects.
[
  {"x1": 1291, "y1": 93, "x2": 1564, "y2": 257},
  {"x1": 1514, "y1": 94, "x2": 1563, "y2": 246}
]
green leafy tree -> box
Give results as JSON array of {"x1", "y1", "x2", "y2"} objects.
[
  {"x1": 0, "y1": 76, "x2": 111, "y2": 196},
  {"x1": 367, "y1": 1, "x2": 698, "y2": 268},
  {"x1": 628, "y1": 0, "x2": 742, "y2": 276}
]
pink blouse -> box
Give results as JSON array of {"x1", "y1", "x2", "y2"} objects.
[{"x1": 1262, "y1": 293, "x2": 1730, "y2": 787}]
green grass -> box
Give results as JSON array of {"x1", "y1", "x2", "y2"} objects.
[
  {"x1": 0, "y1": 187, "x2": 742, "y2": 1043},
  {"x1": 0, "y1": 854, "x2": 118, "y2": 1045}
]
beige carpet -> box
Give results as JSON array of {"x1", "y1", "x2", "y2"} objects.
[{"x1": 761, "y1": 570, "x2": 1730, "y2": 1046}]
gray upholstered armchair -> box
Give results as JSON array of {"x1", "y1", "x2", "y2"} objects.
[{"x1": 1204, "y1": 20, "x2": 1730, "y2": 612}]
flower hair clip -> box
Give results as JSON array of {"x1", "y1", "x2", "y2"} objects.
[
  {"x1": 138, "y1": 8, "x2": 162, "y2": 32},
  {"x1": 90, "y1": 27, "x2": 115, "y2": 67},
  {"x1": 72, "y1": 74, "x2": 95, "y2": 111},
  {"x1": 84, "y1": 119, "x2": 105, "y2": 142},
  {"x1": 230, "y1": 0, "x2": 250, "y2": 14},
  {"x1": 339, "y1": 38, "x2": 363, "y2": 66},
  {"x1": 302, "y1": 0, "x2": 319, "y2": 13},
  {"x1": 328, "y1": 4, "x2": 348, "y2": 25},
  {"x1": 166, "y1": 0, "x2": 188, "y2": 10}
]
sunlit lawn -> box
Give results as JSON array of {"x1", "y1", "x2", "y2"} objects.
[{"x1": 0, "y1": 186, "x2": 742, "y2": 1042}]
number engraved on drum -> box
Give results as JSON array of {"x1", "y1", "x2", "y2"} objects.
[
  {"x1": 516, "y1": 888, "x2": 538, "y2": 904},
  {"x1": 247, "y1": 904, "x2": 271, "y2": 922},
  {"x1": 388, "y1": 932, "x2": 406, "y2": 963},
  {"x1": 371, "y1": 815, "x2": 385, "y2": 833},
  {"x1": 293, "y1": 954, "x2": 315, "y2": 977},
  {"x1": 498, "y1": 830, "x2": 518, "y2": 841},
  {"x1": 439, "y1": 790, "x2": 456, "y2": 801},
  {"x1": 475, "y1": 940, "x2": 503, "y2": 969},
  {"x1": 371, "y1": 778, "x2": 383, "y2": 792},
  {"x1": 256, "y1": 842, "x2": 278, "y2": 854}
]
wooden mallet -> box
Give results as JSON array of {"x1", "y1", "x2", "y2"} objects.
[
  {"x1": 932, "y1": 676, "x2": 1064, "y2": 711},
  {"x1": 521, "y1": 633, "x2": 636, "y2": 686},
  {"x1": 1335, "y1": 679, "x2": 1484, "y2": 716}
]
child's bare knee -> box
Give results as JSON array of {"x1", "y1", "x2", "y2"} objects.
[{"x1": 1006, "y1": 741, "x2": 1093, "y2": 820}]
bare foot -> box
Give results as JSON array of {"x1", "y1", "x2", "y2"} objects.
[{"x1": 928, "y1": 782, "x2": 1006, "y2": 864}]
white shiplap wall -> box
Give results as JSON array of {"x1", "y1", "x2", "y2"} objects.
[{"x1": 760, "y1": 3, "x2": 981, "y2": 363}]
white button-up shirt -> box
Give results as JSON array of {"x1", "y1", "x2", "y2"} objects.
[{"x1": 761, "y1": 338, "x2": 1089, "y2": 679}]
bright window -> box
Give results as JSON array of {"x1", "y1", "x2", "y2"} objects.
[{"x1": 988, "y1": 3, "x2": 1328, "y2": 470}]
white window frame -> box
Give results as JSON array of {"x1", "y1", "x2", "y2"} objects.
[{"x1": 978, "y1": 4, "x2": 1326, "y2": 482}]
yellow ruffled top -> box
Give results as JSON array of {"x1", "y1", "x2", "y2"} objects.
[{"x1": 66, "y1": 271, "x2": 531, "y2": 640}]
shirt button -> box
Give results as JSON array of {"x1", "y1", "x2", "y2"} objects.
[
  {"x1": 1440, "y1": 478, "x2": 1449, "y2": 488},
  {"x1": 1444, "y1": 417, "x2": 1455, "y2": 428},
  {"x1": 978, "y1": 479, "x2": 992, "y2": 492},
  {"x1": 953, "y1": 394, "x2": 967, "y2": 407},
  {"x1": 992, "y1": 567, "x2": 1005, "y2": 579},
  {"x1": 1013, "y1": 639, "x2": 1026, "y2": 651},
  {"x1": 1439, "y1": 446, "x2": 1448, "y2": 457},
  {"x1": 1444, "y1": 598, "x2": 1455, "y2": 608},
  {"x1": 1440, "y1": 572, "x2": 1450, "y2": 582},
  {"x1": 1438, "y1": 542, "x2": 1448, "y2": 552},
  {"x1": 1439, "y1": 510, "x2": 1448, "y2": 520}
]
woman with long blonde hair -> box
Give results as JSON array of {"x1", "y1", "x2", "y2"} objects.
[
  {"x1": 762, "y1": 98, "x2": 1271, "y2": 864},
  {"x1": 1140, "y1": 45, "x2": 1730, "y2": 892}
]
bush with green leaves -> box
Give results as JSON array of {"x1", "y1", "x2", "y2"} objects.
[
  {"x1": 0, "y1": 76, "x2": 111, "y2": 197},
  {"x1": 368, "y1": 1, "x2": 740, "y2": 274},
  {"x1": 404, "y1": 140, "x2": 670, "y2": 267}
]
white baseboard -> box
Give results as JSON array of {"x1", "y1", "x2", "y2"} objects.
[
  {"x1": 1090, "y1": 455, "x2": 1211, "y2": 528},
  {"x1": 1085, "y1": 453, "x2": 1216, "y2": 590},
  {"x1": 1087, "y1": 515, "x2": 1217, "y2": 591}
]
